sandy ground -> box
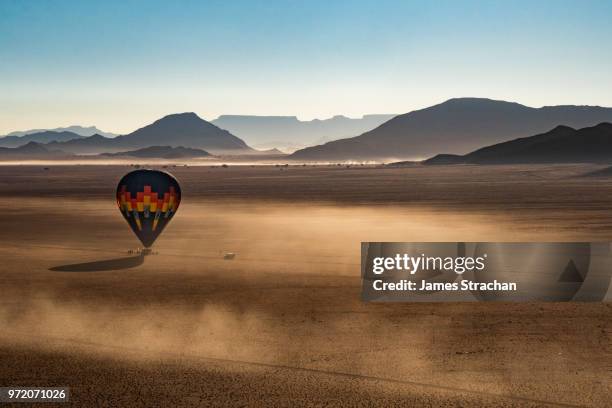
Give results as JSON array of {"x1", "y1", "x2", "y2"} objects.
[{"x1": 0, "y1": 164, "x2": 611, "y2": 407}]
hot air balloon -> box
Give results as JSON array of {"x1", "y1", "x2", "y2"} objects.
[{"x1": 116, "y1": 169, "x2": 181, "y2": 249}]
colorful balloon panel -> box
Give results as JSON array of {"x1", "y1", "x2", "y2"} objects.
[{"x1": 116, "y1": 169, "x2": 181, "y2": 248}]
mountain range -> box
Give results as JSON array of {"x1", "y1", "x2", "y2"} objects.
[
  {"x1": 211, "y1": 114, "x2": 396, "y2": 152},
  {"x1": 101, "y1": 146, "x2": 211, "y2": 159},
  {"x1": 4, "y1": 98, "x2": 612, "y2": 161},
  {"x1": 0, "y1": 113, "x2": 254, "y2": 155},
  {"x1": 0, "y1": 131, "x2": 84, "y2": 148},
  {"x1": 11, "y1": 121, "x2": 612, "y2": 164},
  {"x1": 4, "y1": 125, "x2": 116, "y2": 139},
  {"x1": 424, "y1": 123, "x2": 612, "y2": 165},
  {"x1": 289, "y1": 98, "x2": 612, "y2": 161},
  {"x1": 44, "y1": 113, "x2": 254, "y2": 155},
  {"x1": 0, "y1": 142, "x2": 71, "y2": 159},
  {"x1": 0, "y1": 143, "x2": 214, "y2": 161}
]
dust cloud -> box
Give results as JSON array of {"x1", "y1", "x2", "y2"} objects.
[{"x1": 1, "y1": 165, "x2": 611, "y2": 405}]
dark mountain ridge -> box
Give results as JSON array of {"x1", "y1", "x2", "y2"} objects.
[
  {"x1": 290, "y1": 98, "x2": 612, "y2": 161},
  {"x1": 101, "y1": 145, "x2": 211, "y2": 159},
  {"x1": 0, "y1": 142, "x2": 71, "y2": 159},
  {"x1": 424, "y1": 123, "x2": 612, "y2": 165}
]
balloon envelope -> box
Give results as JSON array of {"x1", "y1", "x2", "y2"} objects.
[{"x1": 116, "y1": 169, "x2": 181, "y2": 248}]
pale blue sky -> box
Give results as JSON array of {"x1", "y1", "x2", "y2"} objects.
[{"x1": 1, "y1": 0, "x2": 611, "y2": 134}]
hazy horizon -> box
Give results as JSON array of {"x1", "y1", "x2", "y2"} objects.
[
  {"x1": 2, "y1": 111, "x2": 400, "y2": 136},
  {"x1": 5, "y1": 97, "x2": 612, "y2": 137},
  {"x1": 2, "y1": 0, "x2": 612, "y2": 134}
]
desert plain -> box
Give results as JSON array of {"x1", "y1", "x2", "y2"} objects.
[{"x1": 0, "y1": 163, "x2": 610, "y2": 407}]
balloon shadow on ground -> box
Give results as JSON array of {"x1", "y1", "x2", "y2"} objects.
[{"x1": 49, "y1": 254, "x2": 145, "y2": 272}]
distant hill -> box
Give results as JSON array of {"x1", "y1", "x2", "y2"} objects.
[
  {"x1": 424, "y1": 123, "x2": 612, "y2": 165},
  {"x1": 257, "y1": 148, "x2": 286, "y2": 155},
  {"x1": 289, "y1": 98, "x2": 612, "y2": 161},
  {"x1": 5, "y1": 125, "x2": 116, "y2": 138},
  {"x1": 101, "y1": 145, "x2": 211, "y2": 159},
  {"x1": 46, "y1": 134, "x2": 112, "y2": 154},
  {"x1": 0, "y1": 142, "x2": 71, "y2": 159},
  {"x1": 212, "y1": 114, "x2": 396, "y2": 152},
  {"x1": 0, "y1": 131, "x2": 84, "y2": 148},
  {"x1": 117, "y1": 113, "x2": 252, "y2": 153},
  {"x1": 48, "y1": 113, "x2": 254, "y2": 155}
]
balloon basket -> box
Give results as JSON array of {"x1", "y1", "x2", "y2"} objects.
[{"x1": 127, "y1": 248, "x2": 158, "y2": 256}]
